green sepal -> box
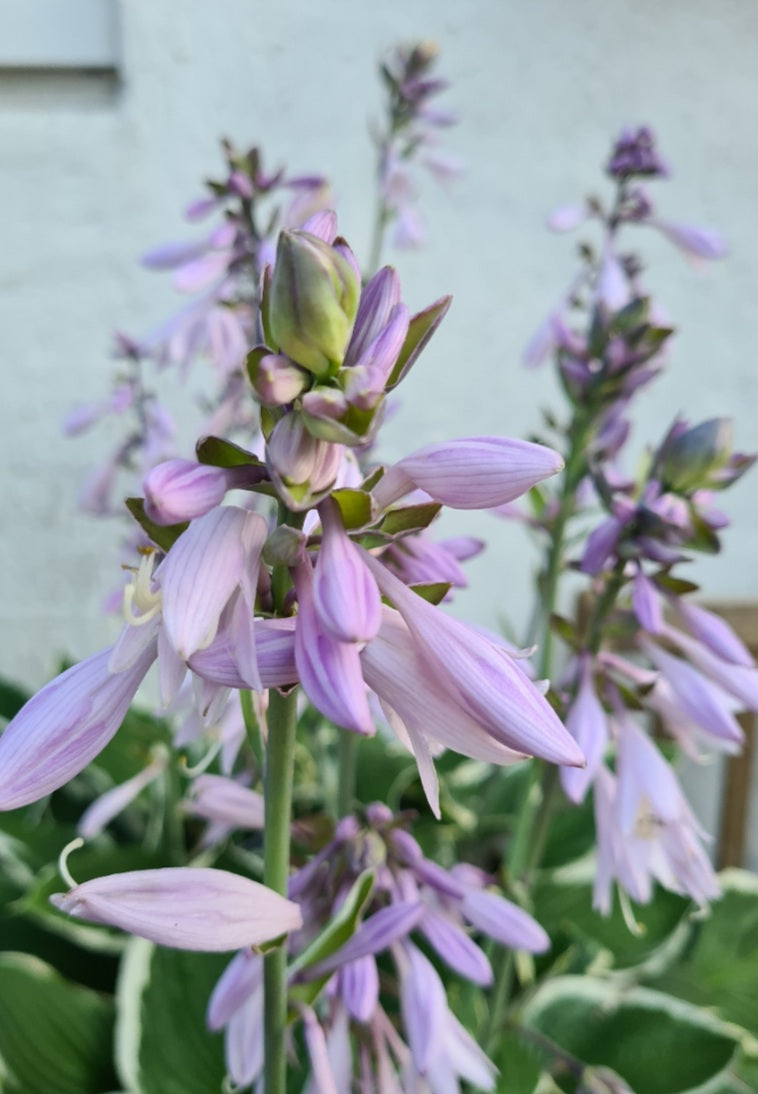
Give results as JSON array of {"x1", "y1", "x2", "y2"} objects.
[
  {"x1": 331, "y1": 488, "x2": 375, "y2": 530},
  {"x1": 687, "y1": 507, "x2": 722, "y2": 554},
  {"x1": 608, "y1": 296, "x2": 650, "y2": 335},
  {"x1": 245, "y1": 344, "x2": 269, "y2": 387},
  {"x1": 361, "y1": 465, "x2": 386, "y2": 492},
  {"x1": 654, "y1": 572, "x2": 700, "y2": 596},
  {"x1": 380, "y1": 501, "x2": 442, "y2": 536},
  {"x1": 386, "y1": 295, "x2": 452, "y2": 389},
  {"x1": 288, "y1": 868, "x2": 375, "y2": 1008},
  {"x1": 260, "y1": 264, "x2": 275, "y2": 347},
  {"x1": 125, "y1": 498, "x2": 187, "y2": 552},
  {"x1": 407, "y1": 581, "x2": 452, "y2": 605},
  {"x1": 550, "y1": 613, "x2": 581, "y2": 651},
  {"x1": 195, "y1": 435, "x2": 264, "y2": 469}
]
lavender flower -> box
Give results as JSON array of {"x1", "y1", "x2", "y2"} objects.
[
  {"x1": 51, "y1": 867, "x2": 302, "y2": 950},
  {"x1": 208, "y1": 806, "x2": 543, "y2": 1090}
]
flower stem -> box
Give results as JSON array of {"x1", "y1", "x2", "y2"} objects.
[{"x1": 263, "y1": 685, "x2": 299, "y2": 1094}]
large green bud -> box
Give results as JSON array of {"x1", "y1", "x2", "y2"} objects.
[
  {"x1": 269, "y1": 230, "x2": 360, "y2": 377},
  {"x1": 659, "y1": 417, "x2": 733, "y2": 494}
]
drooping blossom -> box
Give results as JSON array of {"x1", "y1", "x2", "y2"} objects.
[
  {"x1": 51, "y1": 866, "x2": 302, "y2": 951},
  {"x1": 207, "y1": 805, "x2": 544, "y2": 1090}
]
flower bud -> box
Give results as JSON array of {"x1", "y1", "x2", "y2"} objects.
[
  {"x1": 266, "y1": 413, "x2": 343, "y2": 510},
  {"x1": 247, "y1": 348, "x2": 308, "y2": 406},
  {"x1": 659, "y1": 418, "x2": 733, "y2": 493},
  {"x1": 143, "y1": 459, "x2": 229, "y2": 525},
  {"x1": 269, "y1": 229, "x2": 360, "y2": 376}
]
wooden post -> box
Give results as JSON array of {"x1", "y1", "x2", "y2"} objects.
[{"x1": 705, "y1": 602, "x2": 758, "y2": 869}]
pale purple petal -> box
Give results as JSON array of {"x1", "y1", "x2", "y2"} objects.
[
  {"x1": 597, "y1": 249, "x2": 630, "y2": 310},
  {"x1": 615, "y1": 719, "x2": 682, "y2": 833},
  {"x1": 580, "y1": 517, "x2": 622, "y2": 574},
  {"x1": 142, "y1": 237, "x2": 211, "y2": 270},
  {"x1": 651, "y1": 219, "x2": 727, "y2": 260},
  {"x1": 78, "y1": 755, "x2": 166, "y2": 839},
  {"x1": 300, "y1": 210, "x2": 338, "y2": 243},
  {"x1": 172, "y1": 250, "x2": 230, "y2": 293},
  {"x1": 374, "y1": 437, "x2": 564, "y2": 511},
  {"x1": 188, "y1": 618, "x2": 298, "y2": 691},
  {"x1": 207, "y1": 948, "x2": 264, "y2": 1030},
  {"x1": 314, "y1": 499, "x2": 381, "y2": 643},
  {"x1": 432, "y1": 1011, "x2": 497, "y2": 1092},
  {"x1": 293, "y1": 561, "x2": 375, "y2": 736},
  {"x1": 561, "y1": 659, "x2": 608, "y2": 804},
  {"x1": 307, "y1": 902, "x2": 425, "y2": 978},
  {"x1": 643, "y1": 638, "x2": 746, "y2": 744},
  {"x1": 632, "y1": 570, "x2": 663, "y2": 633},
  {"x1": 342, "y1": 303, "x2": 410, "y2": 409},
  {"x1": 344, "y1": 267, "x2": 402, "y2": 367},
  {"x1": 50, "y1": 867, "x2": 302, "y2": 950},
  {"x1": 0, "y1": 641, "x2": 156, "y2": 811},
  {"x1": 660, "y1": 624, "x2": 758, "y2": 710},
  {"x1": 546, "y1": 203, "x2": 588, "y2": 232},
  {"x1": 523, "y1": 311, "x2": 559, "y2": 368},
  {"x1": 420, "y1": 909, "x2": 493, "y2": 985},
  {"x1": 361, "y1": 558, "x2": 584, "y2": 767},
  {"x1": 225, "y1": 988, "x2": 264, "y2": 1086},
  {"x1": 186, "y1": 774, "x2": 265, "y2": 830},
  {"x1": 675, "y1": 601, "x2": 754, "y2": 668},
  {"x1": 362, "y1": 611, "x2": 526, "y2": 768},
  {"x1": 63, "y1": 402, "x2": 104, "y2": 435},
  {"x1": 302, "y1": 1007, "x2": 341, "y2": 1094},
  {"x1": 399, "y1": 944, "x2": 446, "y2": 1075},
  {"x1": 338, "y1": 955, "x2": 379, "y2": 1024},
  {"x1": 304, "y1": 1006, "x2": 351, "y2": 1094},
  {"x1": 159, "y1": 507, "x2": 266, "y2": 659},
  {"x1": 461, "y1": 888, "x2": 549, "y2": 953}
]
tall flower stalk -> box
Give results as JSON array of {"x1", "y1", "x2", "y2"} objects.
[{"x1": 1, "y1": 65, "x2": 756, "y2": 1090}]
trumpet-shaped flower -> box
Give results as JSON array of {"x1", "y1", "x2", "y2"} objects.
[
  {"x1": 51, "y1": 866, "x2": 302, "y2": 950},
  {"x1": 0, "y1": 640, "x2": 157, "y2": 811},
  {"x1": 373, "y1": 436, "x2": 564, "y2": 511},
  {"x1": 361, "y1": 551, "x2": 585, "y2": 767}
]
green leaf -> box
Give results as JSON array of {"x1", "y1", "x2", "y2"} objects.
[
  {"x1": 490, "y1": 1028, "x2": 544, "y2": 1093},
  {"x1": 522, "y1": 975, "x2": 739, "y2": 1094},
  {"x1": 643, "y1": 869, "x2": 758, "y2": 1037},
  {"x1": 115, "y1": 939, "x2": 227, "y2": 1094},
  {"x1": 0, "y1": 952, "x2": 116, "y2": 1094},
  {"x1": 386, "y1": 295, "x2": 452, "y2": 389},
  {"x1": 288, "y1": 868, "x2": 375, "y2": 1006},
  {"x1": 125, "y1": 497, "x2": 188, "y2": 551},
  {"x1": 0, "y1": 676, "x2": 30, "y2": 722}
]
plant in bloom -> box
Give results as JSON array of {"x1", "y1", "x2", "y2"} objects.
[
  {"x1": 0, "y1": 196, "x2": 583, "y2": 1092},
  {"x1": 503, "y1": 125, "x2": 756, "y2": 921},
  {"x1": 206, "y1": 804, "x2": 548, "y2": 1090},
  {"x1": 0, "y1": 89, "x2": 755, "y2": 1094}
]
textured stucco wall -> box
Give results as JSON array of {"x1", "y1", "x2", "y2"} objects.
[{"x1": 1, "y1": 1, "x2": 756, "y2": 844}]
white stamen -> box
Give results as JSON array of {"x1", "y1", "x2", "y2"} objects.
[
  {"x1": 122, "y1": 550, "x2": 162, "y2": 626},
  {"x1": 58, "y1": 836, "x2": 85, "y2": 889}
]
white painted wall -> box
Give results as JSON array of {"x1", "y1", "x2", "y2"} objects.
[{"x1": 0, "y1": 1, "x2": 756, "y2": 845}]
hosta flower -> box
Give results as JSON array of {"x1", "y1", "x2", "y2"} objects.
[
  {"x1": 51, "y1": 867, "x2": 302, "y2": 951},
  {"x1": 0, "y1": 641, "x2": 157, "y2": 811}
]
